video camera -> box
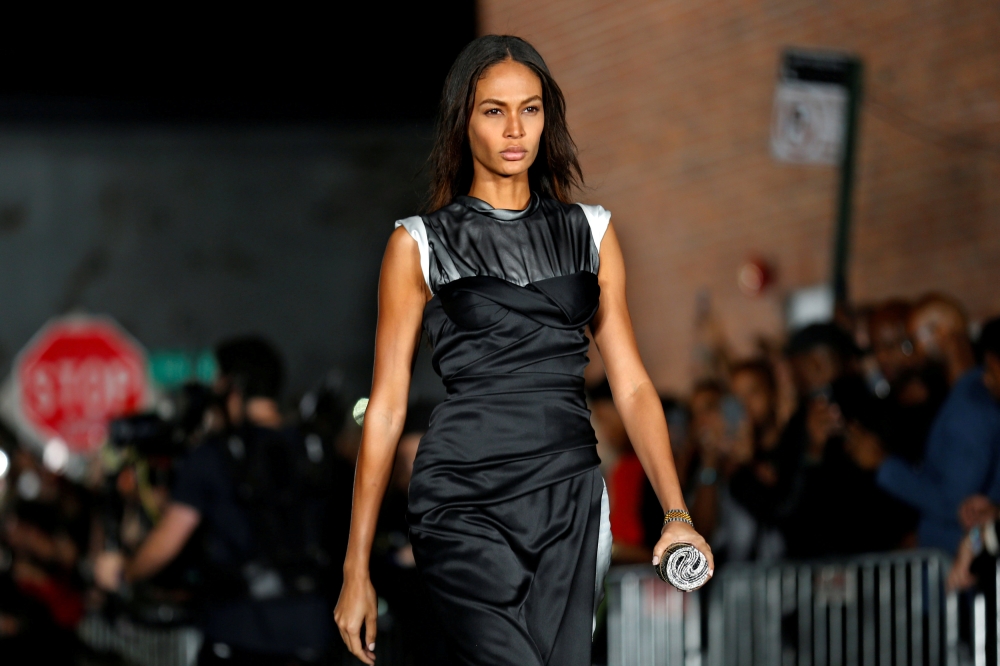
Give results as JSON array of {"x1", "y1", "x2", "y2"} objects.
[
  {"x1": 99, "y1": 383, "x2": 217, "y2": 626},
  {"x1": 108, "y1": 382, "x2": 217, "y2": 454}
]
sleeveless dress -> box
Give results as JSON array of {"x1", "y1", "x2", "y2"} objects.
[{"x1": 396, "y1": 193, "x2": 614, "y2": 666}]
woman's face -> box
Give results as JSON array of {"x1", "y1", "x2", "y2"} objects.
[{"x1": 467, "y1": 59, "x2": 544, "y2": 182}]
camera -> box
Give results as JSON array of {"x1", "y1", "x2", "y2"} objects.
[{"x1": 99, "y1": 383, "x2": 217, "y2": 626}]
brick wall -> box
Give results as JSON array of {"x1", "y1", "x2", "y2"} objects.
[{"x1": 479, "y1": 0, "x2": 1000, "y2": 394}]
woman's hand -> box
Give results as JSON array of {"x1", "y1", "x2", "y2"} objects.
[
  {"x1": 652, "y1": 521, "x2": 714, "y2": 590},
  {"x1": 334, "y1": 572, "x2": 379, "y2": 665}
]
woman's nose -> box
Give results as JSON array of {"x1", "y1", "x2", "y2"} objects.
[{"x1": 505, "y1": 116, "x2": 525, "y2": 139}]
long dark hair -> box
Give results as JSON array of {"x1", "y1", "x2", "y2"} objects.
[{"x1": 426, "y1": 35, "x2": 584, "y2": 211}]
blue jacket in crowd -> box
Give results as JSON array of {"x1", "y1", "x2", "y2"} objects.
[{"x1": 877, "y1": 368, "x2": 1000, "y2": 554}]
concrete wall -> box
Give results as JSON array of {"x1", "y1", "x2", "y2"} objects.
[
  {"x1": 0, "y1": 127, "x2": 444, "y2": 402},
  {"x1": 480, "y1": 0, "x2": 1000, "y2": 393}
]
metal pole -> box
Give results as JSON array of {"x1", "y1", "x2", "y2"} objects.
[{"x1": 831, "y1": 59, "x2": 863, "y2": 304}]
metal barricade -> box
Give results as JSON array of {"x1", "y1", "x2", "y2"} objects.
[
  {"x1": 966, "y1": 558, "x2": 1000, "y2": 666},
  {"x1": 607, "y1": 550, "x2": 961, "y2": 666},
  {"x1": 78, "y1": 613, "x2": 202, "y2": 666},
  {"x1": 608, "y1": 565, "x2": 705, "y2": 666}
]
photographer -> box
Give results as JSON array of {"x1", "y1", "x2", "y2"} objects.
[
  {"x1": 96, "y1": 337, "x2": 335, "y2": 665},
  {"x1": 97, "y1": 402, "x2": 212, "y2": 635}
]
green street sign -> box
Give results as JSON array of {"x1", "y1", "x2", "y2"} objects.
[{"x1": 148, "y1": 349, "x2": 217, "y2": 389}]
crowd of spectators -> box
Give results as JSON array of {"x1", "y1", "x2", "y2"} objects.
[
  {"x1": 593, "y1": 292, "x2": 1000, "y2": 596},
  {"x1": 0, "y1": 338, "x2": 363, "y2": 664},
  {"x1": 2, "y1": 291, "x2": 1000, "y2": 664}
]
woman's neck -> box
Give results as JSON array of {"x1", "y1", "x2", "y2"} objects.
[{"x1": 467, "y1": 169, "x2": 531, "y2": 211}]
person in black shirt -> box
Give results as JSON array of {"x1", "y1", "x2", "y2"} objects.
[
  {"x1": 96, "y1": 337, "x2": 336, "y2": 665},
  {"x1": 732, "y1": 324, "x2": 915, "y2": 559}
]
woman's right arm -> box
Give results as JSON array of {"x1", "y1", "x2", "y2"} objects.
[{"x1": 334, "y1": 226, "x2": 428, "y2": 665}]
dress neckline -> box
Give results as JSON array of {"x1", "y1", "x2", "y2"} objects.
[{"x1": 455, "y1": 192, "x2": 539, "y2": 221}]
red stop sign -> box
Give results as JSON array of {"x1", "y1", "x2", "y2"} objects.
[{"x1": 15, "y1": 317, "x2": 149, "y2": 453}]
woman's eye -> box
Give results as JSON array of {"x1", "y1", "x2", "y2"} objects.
[
  {"x1": 523, "y1": 106, "x2": 540, "y2": 114},
  {"x1": 485, "y1": 108, "x2": 502, "y2": 116}
]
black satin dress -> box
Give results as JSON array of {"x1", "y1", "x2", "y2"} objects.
[{"x1": 399, "y1": 194, "x2": 609, "y2": 666}]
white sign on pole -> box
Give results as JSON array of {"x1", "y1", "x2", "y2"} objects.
[
  {"x1": 786, "y1": 284, "x2": 835, "y2": 332},
  {"x1": 771, "y1": 81, "x2": 847, "y2": 165}
]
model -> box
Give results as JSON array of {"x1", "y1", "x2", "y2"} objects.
[{"x1": 334, "y1": 35, "x2": 713, "y2": 666}]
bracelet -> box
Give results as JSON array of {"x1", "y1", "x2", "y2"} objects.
[{"x1": 663, "y1": 509, "x2": 693, "y2": 527}]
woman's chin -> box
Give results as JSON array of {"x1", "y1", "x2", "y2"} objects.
[{"x1": 491, "y1": 161, "x2": 533, "y2": 178}]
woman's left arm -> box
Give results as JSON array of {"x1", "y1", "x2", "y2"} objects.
[{"x1": 591, "y1": 222, "x2": 714, "y2": 576}]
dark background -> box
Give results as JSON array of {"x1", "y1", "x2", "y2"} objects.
[
  {"x1": 0, "y1": 5, "x2": 476, "y2": 124},
  {"x1": 0, "y1": 5, "x2": 475, "y2": 402}
]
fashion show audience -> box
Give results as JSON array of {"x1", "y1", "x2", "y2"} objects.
[
  {"x1": 591, "y1": 294, "x2": 1000, "y2": 567},
  {"x1": 92, "y1": 338, "x2": 344, "y2": 664},
  {"x1": 865, "y1": 300, "x2": 947, "y2": 464},
  {"x1": 3, "y1": 293, "x2": 1000, "y2": 663},
  {"x1": 852, "y1": 303, "x2": 1000, "y2": 553}
]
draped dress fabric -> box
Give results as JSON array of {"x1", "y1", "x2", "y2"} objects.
[{"x1": 396, "y1": 194, "x2": 613, "y2": 666}]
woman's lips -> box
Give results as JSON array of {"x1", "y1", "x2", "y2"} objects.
[{"x1": 501, "y1": 148, "x2": 527, "y2": 161}]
